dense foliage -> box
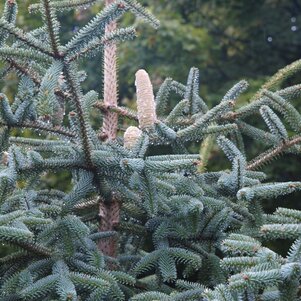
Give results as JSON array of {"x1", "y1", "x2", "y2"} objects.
[{"x1": 0, "y1": 1, "x2": 301, "y2": 300}]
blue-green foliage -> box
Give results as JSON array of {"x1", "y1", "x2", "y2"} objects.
[{"x1": 0, "y1": 1, "x2": 300, "y2": 300}]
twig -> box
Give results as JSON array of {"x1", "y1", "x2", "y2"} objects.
[
  {"x1": 251, "y1": 58, "x2": 301, "y2": 101},
  {"x1": 247, "y1": 136, "x2": 301, "y2": 170},
  {"x1": 7, "y1": 58, "x2": 72, "y2": 101},
  {"x1": 0, "y1": 121, "x2": 75, "y2": 138},
  {"x1": 0, "y1": 18, "x2": 55, "y2": 58},
  {"x1": 94, "y1": 102, "x2": 138, "y2": 121},
  {"x1": 41, "y1": 0, "x2": 61, "y2": 57},
  {"x1": 64, "y1": 62, "x2": 93, "y2": 167},
  {"x1": 15, "y1": 241, "x2": 51, "y2": 257}
]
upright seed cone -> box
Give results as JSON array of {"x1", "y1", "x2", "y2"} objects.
[
  {"x1": 135, "y1": 69, "x2": 157, "y2": 129},
  {"x1": 124, "y1": 126, "x2": 142, "y2": 149}
]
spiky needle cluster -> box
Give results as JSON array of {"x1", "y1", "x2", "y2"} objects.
[{"x1": 0, "y1": 1, "x2": 301, "y2": 300}]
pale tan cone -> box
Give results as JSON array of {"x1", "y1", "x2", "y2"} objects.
[
  {"x1": 135, "y1": 69, "x2": 157, "y2": 129},
  {"x1": 124, "y1": 126, "x2": 142, "y2": 149},
  {"x1": 1, "y1": 152, "x2": 8, "y2": 166}
]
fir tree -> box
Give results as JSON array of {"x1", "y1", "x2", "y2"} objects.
[{"x1": 0, "y1": 1, "x2": 301, "y2": 300}]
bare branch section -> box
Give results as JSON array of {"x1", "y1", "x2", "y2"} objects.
[
  {"x1": 101, "y1": 0, "x2": 119, "y2": 141},
  {"x1": 98, "y1": 196, "x2": 120, "y2": 258},
  {"x1": 247, "y1": 136, "x2": 301, "y2": 170},
  {"x1": 94, "y1": 101, "x2": 138, "y2": 121}
]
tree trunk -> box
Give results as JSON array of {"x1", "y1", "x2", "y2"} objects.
[{"x1": 98, "y1": 0, "x2": 120, "y2": 259}]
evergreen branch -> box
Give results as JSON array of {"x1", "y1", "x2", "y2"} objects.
[
  {"x1": 94, "y1": 101, "x2": 138, "y2": 121},
  {"x1": 176, "y1": 239, "x2": 210, "y2": 258},
  {"x1": 18, "y1": 159, "x2": 89, "y2": 174},
  {"x1": 237, "y1": 120, "x2": 279, "y2": 148},
  {"x1": 6, "y1": 58, "x2": 72, "y2": 101},
  {"x1": 177, "y1": 99, "x2": 235, "y2": 139},
  {"x1": 0, "y1": 227, "x2": 51, "y2": 256},
  {"x1": 63, "y1": 61, "x2": 93, "y2": 167},
  {"x1": 3, "y1": 0, "x2": 17, "y2": 24},
  {"x1": 222, "y1": 80, "x2": 249, "y2": 102},
  {"x1": 21, "y1": 275, "x2": 59, "y2": 299},
  {"x1": 0, "y1": 18, "x2": 54, "y2": 57},
  {"x1": 74, "y1": 197, "x2": 100, "y2": 209},
  {"x1": 223, "y1": 84, "x2": 301, "y2": 121},
  {"x1": 237, "y1": 182, "x2": 301, "y2": 203},
  {"x1": 165, "y1": 99, "x2": 189, "y2": 125},
  {"x1": 0, "y1": 0, "x2": 18, "y2": 47},
  {"x1": 65, "y1": 1, "x2": 127, "y2": 52},
  {"x1": 1, "y1": 2, "x2": 301, "y2": 299},
  {"x1": 0, "y1": 93, "x2": 17, "y2": 124},
  {"x1": 122, "y1": 0, "x2": 160, "y2": 29},
  {"x1": 67, "y1": 26, "x2": 136, "y2": 62},
  {"x1": 261, "y1": 224, "x2": 301, "y2": 240},
  {"x1": 115, "y1": 221, "x2": 147, "y2": 236},
  {"x1": 247, "y1": 136, "x2": 301, "y2": 170},
  {"x1": 0, "y1": 47, "x2": 52, "y2": 64},
  {"x1": 185, "y1": 67, "x2": 202, "y2": 115},
  {"x1": 217, "y1": 135, "x2": 245, "y2": 163},
  {"x1": 15, "y1": 240, "x2": 51, "y2": 257},
  {"x1": 29, "y1": 0, "x2": 100, "y2": 13},
  {"x1": 131, "y1": 291, "x2": 172, "y2": 301},
  {"x1": 0, "y1": 120, "x2": 75, "y2": 138},
  {"x1": 170, "y1": 80, "x2": 208, "y2": 113},
  {"x1": 40, "y1": 0, "x2": 61, "y2": 57},
  {"x1": 260, "y1": 105, "x2": 288, "y2": 141},
  {"x1": 251, "y1": 59, "x2": 301, "y2": 101},
  {"x1": 262, "y1": 90, "x2": 301, "y2": 133},
  {"x1": 155, "y1": 77, "x2": 173, "y2": 116},
  {"x1": 0, "y1": 251, "x2": 30, "y2": 264},
  {"x1": 6, "y1": 59, "x2": 41, "y2": 85},
  {"x1": 36, "y1": 60, "x2": 63, "y2": 117}
]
